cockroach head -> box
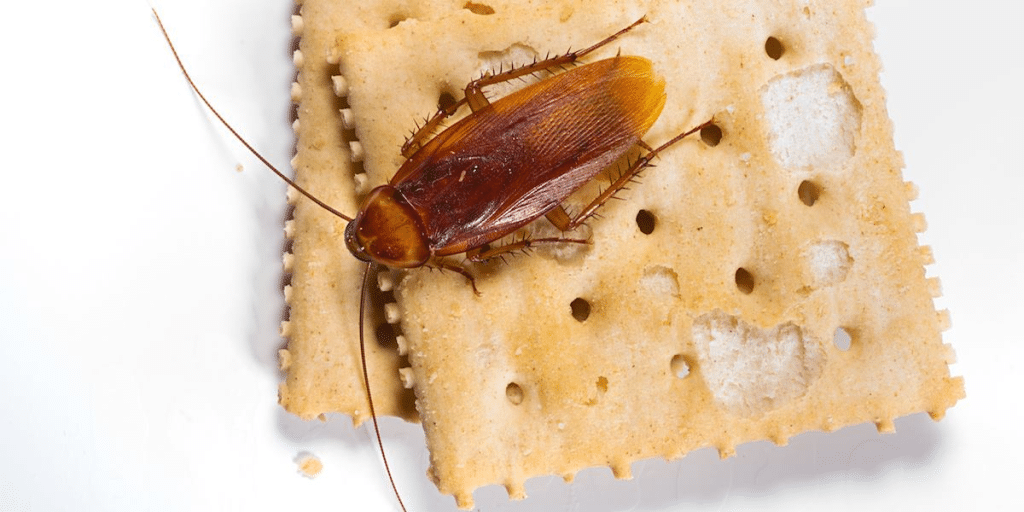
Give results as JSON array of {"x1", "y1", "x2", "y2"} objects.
[
  {"x1": 344, "y1": 220, "x2": 372, "y2": 263},
  {"x1": 343, "y1": 185, "x2": 432, "y2": 268}
]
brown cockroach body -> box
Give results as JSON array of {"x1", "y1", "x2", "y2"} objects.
[
  {"x1": 345, "y1": 20, "x2": 711, "y2": 286},
  {"x1": 347, "y1": 54, "x2": 665, "y2": 270},
  {"x1": 155, "y1": 11, "x2": 709, "y2": 511}
]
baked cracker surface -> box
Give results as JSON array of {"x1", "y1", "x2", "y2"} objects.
[
  {"x1": 278, "y1": 0, "x2": 423, "y2": 423},
  {"x1": 291, "y1": 0, "x2": 964, "y2": 508}
]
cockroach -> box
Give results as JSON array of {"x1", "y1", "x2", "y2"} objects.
[{"x1": 155, "y1": 10, "x2": 711, "y2": 511}]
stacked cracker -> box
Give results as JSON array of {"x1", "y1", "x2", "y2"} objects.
[{"x1": 279, "y1": 0, "x2": 964, "y2": 508}]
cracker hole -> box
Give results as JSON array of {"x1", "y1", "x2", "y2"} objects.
[
  {"x1": 700, "y1": 123, "x2": 723, "y2": 146},
  {"x1": 596, "y1": 376, "x2": 608, "y2": 393},
  {"x1": 505, "y1": 382, "x2": 524, "y2": 405},
  {"x1": 387, "y1": 14, "x2": 408, "y2": 28},
  {"x1": 375, "y1": 323, "x2": 399, "y2": 350},
  {"x1": 437, "y1": 91, "x2": 458, "y2": 113},
  {"x1": 765, "y1": 36, "x2": 785, "y2": 60},
  {"x1": 833, "y1": 327, "x2": 852, "y2": 351},
  {"x1": 570, "y1": 298, "x2": 591, "y2": 322},
  {"x1": 463, "y1": 1, "x2": 495, "y2": 15},
  {"x1": 798, "y1": 180, "x2": 820, "y2": 206},
  {"x1": 635, "y1": 209, "x2": 656, "y2": 234},
  {"x1": 735, "y1": 267, "x2": 755, "y2": 294},
  {"x1": 670, "y1": 354, "x2": 691, "y2": 379}
]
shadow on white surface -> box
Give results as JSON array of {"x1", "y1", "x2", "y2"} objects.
[{"x1": 273, "y1": 402, "x2": 943, "y2": 511}]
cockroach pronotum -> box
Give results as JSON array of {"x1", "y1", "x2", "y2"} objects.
[{"x1": 154, "y1": 10, "x2": 711, "y2": 511}]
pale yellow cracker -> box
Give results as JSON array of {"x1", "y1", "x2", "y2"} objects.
[
  {"x1": 279, "y1": 0, "x2": 562, "y2": 424},
  {"x1": 327, "y1": 0, "x2": 965, "y2": 509},
  {"x1": 278, "y1": 0, "x2": 422, "y2": 423},
  {"x1": 287, "y1": 0, "x2": 963, "y2": 508},
  {"x1": 279, "y1": 0, "x2": 513, "y2": 425}
]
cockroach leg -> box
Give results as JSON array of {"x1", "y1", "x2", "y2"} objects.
[
  {"x1": 566, "y1": 119, "x2": 715, "y2": 230},
  {"x1": 428, "y1": 259, "x2": 481, "y2": 295},
  {"x1": 400, "y1": 96, "x2": 468, "y2": 158},
  {"x1": 464, "y1": 17, "x2": 649, "y2": 113},
  {"x1": 432, "y1": 235, "x2": 591, "y2": 295},
  {"x1": 404, "y1": 17, "x2": 651, "y2": 156},
  {"x1": 467, "y1": 235, "x2": 589, "y2": 262},
  {"x1": 544, "y1": 206, "x2": 573, "y2": 232}
]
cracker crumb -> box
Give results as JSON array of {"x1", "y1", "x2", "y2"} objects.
[{"x1": 295, "y1": 453, "x2": 323, "y2": 478}]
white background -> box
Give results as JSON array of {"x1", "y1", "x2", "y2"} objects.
[{"x1": 1, "y1": 1, "x2": 1020, "y2": 510}]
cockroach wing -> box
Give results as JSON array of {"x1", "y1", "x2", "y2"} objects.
[{"x1": 392, "y1": 56, "x2": 666, "y2": 256}]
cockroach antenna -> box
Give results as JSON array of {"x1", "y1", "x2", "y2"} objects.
[
  {"x1": 152, "y1": 10, "x2": 409, "y2": 512},
  {"x1": 156, "y1": 9, "x2": 711, "y2": 509},
  {"x1": 151, "y1": 9, "x2": 353, "y2": 223}
]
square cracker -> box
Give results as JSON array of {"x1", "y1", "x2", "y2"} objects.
[
  {"x1": 278, "y1": 1, "x2": 425, "y2": 423},
  {"x1": 284, "y1": 0, "x2": 964, "y2": 508}
]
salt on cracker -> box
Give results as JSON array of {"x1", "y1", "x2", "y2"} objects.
[{"x1": 285, "y1": 0, "x2": 964, "y2": 508}]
